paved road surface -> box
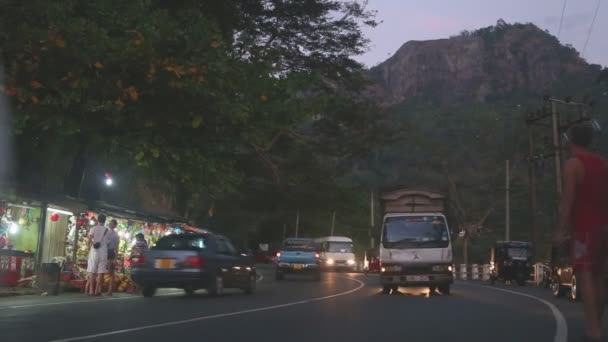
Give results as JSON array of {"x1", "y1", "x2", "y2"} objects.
[{"x1": 0, "y1": 266, "x2": 596, "y2": 342}]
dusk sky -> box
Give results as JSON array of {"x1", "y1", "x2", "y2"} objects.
[{"x1": 357, "y1": 0, "x2": 607, "y2": 68}]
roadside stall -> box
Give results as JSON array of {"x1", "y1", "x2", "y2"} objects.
[{"x1": 0, "y1": 201, "x2": 40, "y2": 287}]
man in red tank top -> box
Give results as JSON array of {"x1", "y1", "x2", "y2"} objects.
[{"x1": 555, "y1": 123, "x2": 608, "y2": 342}]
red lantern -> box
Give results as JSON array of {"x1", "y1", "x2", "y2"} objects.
[{"x1": 51, "y1": 213, "x2": 60, "y2": 222}]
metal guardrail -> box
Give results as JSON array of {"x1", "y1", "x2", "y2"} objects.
[{"x1": 453, "y1": 263, "x2": 550, "y2": 286}]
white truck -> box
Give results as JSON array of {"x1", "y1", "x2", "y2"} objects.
[
  {"x1": 379, "y1": 189, "x2": 454, "y2": 295},
  {"x1": 314, "y1": 236, "x2": 357, "y2": 272}
]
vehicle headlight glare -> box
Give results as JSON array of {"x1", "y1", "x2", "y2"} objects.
[
  {"x1": 326, "y1": 259, "x2": 335, "y2": 265},
  {"x1": 347, "y1": 259, "x2": 355, "y2": 265}
]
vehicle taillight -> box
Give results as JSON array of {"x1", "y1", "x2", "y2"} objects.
[
  {"x1": 132, "y1": 255, "x2": 145, "y2": 265},
  {"x1": 185, "y1": 256, "x2": 206, "y2": 267}
]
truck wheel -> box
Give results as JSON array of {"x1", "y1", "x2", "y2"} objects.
[
  {"x1": 382, "y1": 285, "x2": 391, "y2": 295},
  {"x1": 142, "y1": 286, "x2": 156, "y2": 298},
  {"x1": 438, "y1": 284, "x2": 451, "y2": 295}
]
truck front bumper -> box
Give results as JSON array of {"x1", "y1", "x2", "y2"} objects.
[{"x1": 381, "y1": 272, "x2": 453, "y2": 287}]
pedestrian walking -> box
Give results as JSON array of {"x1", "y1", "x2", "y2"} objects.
[
  {"x1": 554, "y1": 123, "x2": 608, "y2": 342},
  {"x1": 106, "y1": 219, "x2": 120, "y2": 296},
  {"x1": 86, "y1": 214, "x2": 109, "y2": 296}
]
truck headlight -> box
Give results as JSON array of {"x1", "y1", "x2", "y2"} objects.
[
  {"x1": 326, "y1": 259, "x2": 335, "y2": 265},
  {"x1": 382, "y1": 265, "x2": 402, "y2": 272},
  {"x1": 432, "y1": 265, "x2": 450, "y2": 272},
  {"x1": 347, "y1": 259, "x2": 355, "y2": 265}
]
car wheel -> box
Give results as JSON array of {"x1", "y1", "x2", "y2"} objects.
[
  {"x1": 439, "y1": 284, "x2": 451, "y2": 295},
  {"x1": 571, "y1": 274, "x2": 581, "y2": 302},
  {"x1": 244, "y1": 274, "x2": 256, "y2": 295},
  {"x1": 551, "y1": 276, "x2": 565, "y2": 298},
  {"x1": 142, "y1": 286, "x2": 156, "y2": 298},
  {"x1": 184, "y1": 286, "x2": 195, "y2": 296},
  {"x1": 275, "y1": 272, "x2": 284, "y2": 281},
  {"x1": 208, "y1": 273, "x2": 224, "y2": 297},
  {"x1": 382, "y1": 285, "x2": 391, "y2": 295}
]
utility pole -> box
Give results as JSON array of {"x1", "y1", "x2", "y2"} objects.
[
  {"x1": 551, "y1": 101, "x2": 563, "y2": 197},
  {"x1": 295, "y1": 209, "x2": 300, "y2": 238},
  {"x1": 330, "y1": 211, "x2": 336, "y2": 236},
  {"x1": 370, "y1": 190, "x2": 375, "y2": 248},
  {"x1": 282, "y1": 223, "x2": 286, "y2": 240},
  {"x1": 505, "y1": 160, "x2": 511, "y2": 241},
  {"x1": 527, "y1": 129, "x2": 538, "y2": 246}
]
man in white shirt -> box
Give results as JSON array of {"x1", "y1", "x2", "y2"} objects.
[{"x1": 87, "y1": 214, "x2": 108, "y2": 296}]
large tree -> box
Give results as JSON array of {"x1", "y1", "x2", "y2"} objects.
[{"x1": 0, "y1": 0, "x2": 379, "y2": 220}]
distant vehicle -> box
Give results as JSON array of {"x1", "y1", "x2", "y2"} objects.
[
  {"x1": 489, "y1": 241, "x2": 533, "y2": 286},
  {"x1": 379, "y1": 189, "x2": 454, "y2": 295},
  {"x1": 314, "y1": 236, "x2": 356, "y2": 272},
  {"x1": 275, "y1": 238, "x2": 321, "y2": 281},
  {"x1": 131, "y1": 233, "x2": 257, "y2": 298}
]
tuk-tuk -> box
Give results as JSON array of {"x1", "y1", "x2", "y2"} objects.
[{"x1": 489, "y1": 241, "x2": 533, "y2": 286}]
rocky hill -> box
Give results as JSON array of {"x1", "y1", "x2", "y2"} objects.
[{"x1": 368, "y1": 20, "x2": 599, "y2": 106}]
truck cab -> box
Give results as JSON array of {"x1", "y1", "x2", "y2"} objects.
[{"x1": 379, "y1": 190, "x2": 454, "y2": 295}]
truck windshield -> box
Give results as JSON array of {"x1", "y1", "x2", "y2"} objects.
[
  {"x1": 327, "y1": 242, "x2": 353, "y2": 253},
  {"x1": 382, "y1": 216, "x2": 449, "y2": 249}
]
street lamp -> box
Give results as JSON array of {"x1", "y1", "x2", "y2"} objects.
[{"x1": 104, "y1": 172, "x2": 113, "y2": 187}]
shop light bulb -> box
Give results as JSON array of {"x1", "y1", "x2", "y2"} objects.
[
  {"x1": 89, "y1": 220, "x2": 95, "y2": 226},
  {"x1": 105, "y1": 178, "x2": 113, "y2": 186},
  {"x1": 9, "y1": 222, "x2": 18, "y2": 234}
]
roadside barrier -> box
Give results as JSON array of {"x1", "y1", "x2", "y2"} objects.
[{"x1": 453, "y1": 263, "x2": 549, "y2": 286}]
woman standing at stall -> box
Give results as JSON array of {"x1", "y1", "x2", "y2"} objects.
[{"x1": 106, "y1": 220, "x2": 120, "y2": 296}]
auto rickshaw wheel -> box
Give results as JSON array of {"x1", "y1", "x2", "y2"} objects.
[
  {"x1": 438, "y1": 284, "x2": 450, "y2": 295},
  {"x1": 551, "y1": 276, "x2": 565, "y2": 297},
  {"x1": 382, "y1": 285, "x2": 391, "y2": 295},
  {"x1": 571, "y1": 274, "x2": 582, "y2": 302}
]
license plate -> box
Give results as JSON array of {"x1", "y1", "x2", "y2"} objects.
[
  {"x1": 293, "y1": 264, "x2": 303, "y2": 270},
  {"x1": 155, "y1": 259, "x2": 176, "y2": 269},
  {"x1": 406, "y1": 275, "x2": 429, "y2": 282}
]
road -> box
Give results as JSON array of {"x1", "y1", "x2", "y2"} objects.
[{"x1": 0, "y1": 265, "x2": 595, "y2": 342}]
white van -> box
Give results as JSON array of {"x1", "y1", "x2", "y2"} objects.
[{"x1": 314, "y1": 236, "x2": 356, "y2": 272}]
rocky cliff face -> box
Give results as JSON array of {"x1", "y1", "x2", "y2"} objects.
[{"x1": 369, "y1": 21, "x2": 593, "y2": 106}]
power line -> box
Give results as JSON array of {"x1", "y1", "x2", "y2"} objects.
[
  {"x1": 582, "y1": 0, "x2": 602, "y2": 57},
  {"x1": 557, "y1": 0, "x2": 567, "y2": 39}
]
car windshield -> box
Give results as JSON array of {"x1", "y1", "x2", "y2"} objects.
[
  {"x1": 383, "y1": 216, "x2": 450, "y2": 249},
  {"x1": 327, "y1": 242, "x2": 353, "y2": 253},
  {"x1": 152, "y1": 235, "x2": 208, "y2": 251}
]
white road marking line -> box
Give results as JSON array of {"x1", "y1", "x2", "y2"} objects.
[
  {"x1": 1, "y1": 272, "x2": 266, "y2": 311},
  {"x1": 49, "y1": 275, "x2": 365, "y2": 342},
  {"x1": 460, "y1": 282, "x2": 567, "y2": 342},
  {"x1": 0, "y1": 292, "x2": 183, "y2": 310}
]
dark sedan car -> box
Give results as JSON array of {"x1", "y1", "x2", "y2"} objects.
[{"x1": 131, "y1": 233, "x2": 257, "y2": 297}]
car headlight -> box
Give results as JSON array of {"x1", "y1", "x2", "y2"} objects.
[
  {"x1": 432, "y1": 265, "x2": 450, "y2": 272},
  {"x1": 326, "y1": 259, "x2": 335, "y2": 265},
  {"x1": 347, "y1": 259, "x2": 355, "y2": 265}
]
